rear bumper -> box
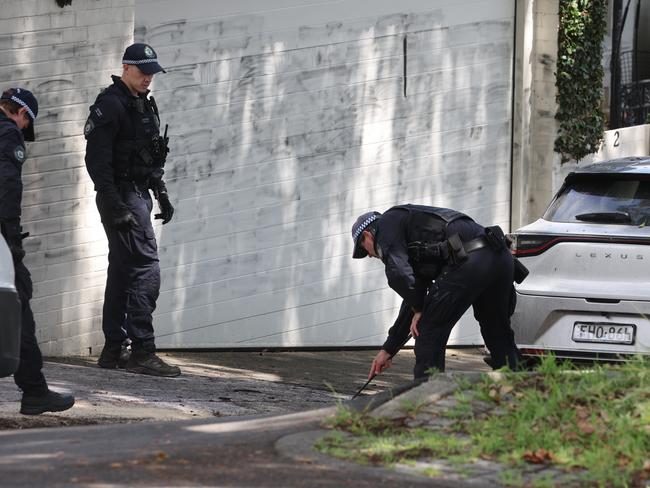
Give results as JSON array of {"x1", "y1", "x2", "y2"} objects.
[
  {"x1": 512, "y1": 292, "x2": 650, "y2": 356},
  {"x1": 0, "y1": 287, "x2": 21, "y2": 377}
]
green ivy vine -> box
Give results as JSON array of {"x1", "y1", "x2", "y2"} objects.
[{"x1": 555, "y1": 0, "x2": 607, "y2": 163}]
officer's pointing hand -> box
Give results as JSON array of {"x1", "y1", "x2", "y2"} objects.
[
  {"x1": 369, "y1": 349, "x2": 392, "y2": 379},
  {"x1": 410, "y1": 311, "x2": 422, "y2": 337}
]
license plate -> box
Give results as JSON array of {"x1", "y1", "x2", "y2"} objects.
[{"x1": 572, "y1": 322, "x2": 636, "y2": 345}]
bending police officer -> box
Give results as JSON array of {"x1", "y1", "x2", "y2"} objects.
[
  {"x1": 351, "y1": 204, "x2": 524, "y2": 380},
  {"x1": 0, "y1": 88, "x2": 75, "y2": 414},
  {"x1": 84, "y1": 43, "x2": 179, "y2": 377}
]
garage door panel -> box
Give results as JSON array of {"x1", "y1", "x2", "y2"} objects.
[
  {"x1": 164, "y1": 112, "x2": 511, "y2": 199},
  {"x1": 153, "y1": 36, "x2": 512, "y2": 98},
  {"x1": 151, "y1": 21, "x2": 512, "y2": 86},
  {"x1": 167, "y1": 112, "x2": 511, "y2": 189},
  {"x1": 160, "y1": 154, "x2": 510, "y2": 274},
  {"x1": 139, "y1": 1, "x2": 511, "y2": 48},
  {"x1": 158, "y1": 79, "x2": 512, "y2": 129},
  {"x1": 165, "y1": 100, "x2": 510, "y2": 176},
  {"x1": 137, "y1": 1, "x2": 515, "y2": 347},
  {"x1": 163, "y1": 124, "x2": 512, "y2": 244}
]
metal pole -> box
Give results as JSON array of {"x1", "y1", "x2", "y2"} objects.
[{"x1": 351, "y1": 334, "x2": 413, "y2": 399}]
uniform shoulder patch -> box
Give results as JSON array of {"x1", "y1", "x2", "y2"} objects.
[
  {"x1": 84, "y1": 117, "x2": 95, "y2": 136},
  {"x1": 13, "y1": 145, "x2": 26, "y2": 163}
]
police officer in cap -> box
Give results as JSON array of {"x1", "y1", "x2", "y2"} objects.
[
  {"x1": 0, "y1": 87, "x2": 75, "y2": 414},
  {"x1": 351, "y1": 204, "x2": 524, "y2": 380},
  {"x1": 84, "y1": 43, "x2": 180, "y2": 377}
]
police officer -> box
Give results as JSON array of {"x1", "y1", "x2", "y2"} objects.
[
  {"x1": 0, "y1": 88, "x2": 75, "y2": 414},
  {"x1": 84, "y1": 43, "x2": 180, "y2": 377},
  {"x1": 351, "y1": 204, "x2": 523, "y2": 380}
]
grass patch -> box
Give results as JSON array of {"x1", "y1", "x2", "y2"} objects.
[
  {"x1": 420, "y1": 466, "x2": 442, "y2": 477},
  {"x1": 316, "y1": 355, "x2": 650, "y2": 487}
]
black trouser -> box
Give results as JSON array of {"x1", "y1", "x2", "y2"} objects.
[
  {"x1": 97, "y1": 186, "x2": 160, "y2": 353},
  {"x1": 413, "y1": 245, "x2": 519, "y2": 379},
  {"x1": 13, "y1": 261, "x2": 48, "y2": 396}
]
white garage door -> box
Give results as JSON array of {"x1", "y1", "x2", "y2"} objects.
[{"x1": 134, "y1": 0, "x2": 515, "y2": 348}]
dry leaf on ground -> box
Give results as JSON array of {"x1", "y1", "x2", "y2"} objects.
[{"x1": 523, "y1": 448, "x2": 555, "y2": 464}]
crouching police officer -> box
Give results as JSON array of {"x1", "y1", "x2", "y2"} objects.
[
  {"x1": 0, "y1": 88, "x2": 75, "y2": 414},
  {"x1": 84, "y1": 43, "x2": 180, "y2": 377},
  {"x1": 352, "y1": 204, "x2": 526, "y2": 380}
]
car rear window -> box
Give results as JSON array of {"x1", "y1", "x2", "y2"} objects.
[{"x1": 544, "y1": 175, "x2": 650, "y2": 225}]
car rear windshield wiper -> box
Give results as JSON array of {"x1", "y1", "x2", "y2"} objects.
[{"x1": 574, "y1": 211, "x2": 632, "y2": 223}]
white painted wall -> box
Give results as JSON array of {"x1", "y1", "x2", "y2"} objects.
[
  {"x1": 511, "y1": 0, "x2": 560, "y2": 229},
  {"x1": 0, "y1": 0, "x2": 134, "y2": 355},
  {"x1": 135, "y1": 0, "x2": 516, "y2": 348},
  {"x1": 553, "y1": 124, "x2": 650, "y2": 191},
  {"x1": 0, "y1": 1, "x2": 516, "y2": 355}
]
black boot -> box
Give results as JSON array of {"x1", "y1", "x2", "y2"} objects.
[
  {"x1": 126, "y1": 350, "x2": 181, "y2": 377},
  {"x1": 483, "y1": 355, "x2": 495, "y2": 369},
  {"x1": 97, "y1": 339, "x2": 131, "y2": 369},
  {"x1": 486, "y1": 349, "x2": 538, "y2": 371},
  {"x1": 21, "y1": 390, "x2": 75, "y2": 415},
  {"x1": 506, "y1": 348, "x2": 540, "y2": 371}
]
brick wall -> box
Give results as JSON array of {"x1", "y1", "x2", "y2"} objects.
[{"x1": 0, "y1": 0, "x2": 134, "y2": 355}]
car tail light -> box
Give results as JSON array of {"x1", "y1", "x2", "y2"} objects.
[
  {"x1": 507, "y1": 234, "x2": 559, "y2": 257},
  {"x1": 507, "y1": 233, "x2": 650, "y2": 257}
]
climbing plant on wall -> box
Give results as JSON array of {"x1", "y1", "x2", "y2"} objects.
[{"x1": 555, "y1": 0, "x2": 607, "y2": 163}]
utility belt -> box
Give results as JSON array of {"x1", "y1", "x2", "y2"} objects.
[
  {"x1": 116, "y1": 178, "x2": 151, "y2": 193},
  {"x1": 408, "y1": 234, "x2": 491, "y2": 267},
  {"x1": 408, "y1": 225, "x2": 529, "y2": 283},
  {"x1": 115, "y1": 165, "x2": 163, "y2": 191}
]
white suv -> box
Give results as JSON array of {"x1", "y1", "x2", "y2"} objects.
[
  {"x1": 510, "y1": 156, "x2": 650, "y2": 360},
  {"x1": 0, "y1": 233, "x2": 21, "y2": 377}
]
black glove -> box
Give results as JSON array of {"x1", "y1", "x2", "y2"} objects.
[
  {"x1": 9, "y1": 243, "x2": 25, "y2": 263},
  {"x1": 3, "y1": 230, "x2": 27, "y2": 263},
  {"x1": 155, "y1": 192, "x2": 174, "y2": 225},
  {"x1": 113, "y1": 209, "x2": 138, "y2": 230}
]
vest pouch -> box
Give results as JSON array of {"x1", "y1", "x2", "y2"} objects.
[
  {"x1": 513, "y1": 257, "x2": 529, "y2": 284},
  {"x1": 405, "y1": 211, "x2": 447, "y2": 244},
  {"x1": 447, "y1": 233, "x2": 468, "y2": 265},
  {"x1": 136, "y1": 145, "x2": 154, "y2": 166},
  {"x1": 407, "y1": 241, "x2": 449, "y2": 264},
  {"x1": 484, "y1": 225, "x2": 507, "y2": 251}
]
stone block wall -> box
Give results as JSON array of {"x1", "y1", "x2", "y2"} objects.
[{"x1": 0, "y1": 0, "x2": 134, "y2": 355}]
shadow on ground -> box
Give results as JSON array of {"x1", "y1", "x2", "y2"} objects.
[{"x1": 0, "y1": 348, "x2": 489, "y2": 430}]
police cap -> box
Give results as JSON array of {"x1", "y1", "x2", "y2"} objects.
[
  {"x1": 1, "y1": 87, "x2": 38, "y2": 141},
  {"x1": 351, "y1": 211, "x2": 381, "y2": 259},
  {"x1": 122, "y1": 43, "x2": 166, "y2": 75}
]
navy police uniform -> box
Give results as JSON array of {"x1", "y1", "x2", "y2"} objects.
[
  {"x1": 84, "y1": 44, "x2": 175, "y2": 370},
  {"x1": 353, "y1": 204, "x2": 522, "y2": 379},
  {"x1": 1, "y1": 88, "x2": 74, "y2": 414},
  {"x1": 0, "y1": 107, "x2": 47, "y2": 397}
]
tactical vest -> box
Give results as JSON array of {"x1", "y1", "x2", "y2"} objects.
[
  {"x1": 391, "y1": 204, "x2": 473, "y2": 279},
  {"x1": 102, "y1": 87, "x2": 165, "y2": 182},
  {"x1": 391, "y1": 204, "x2": 470, "y2": 242}
]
